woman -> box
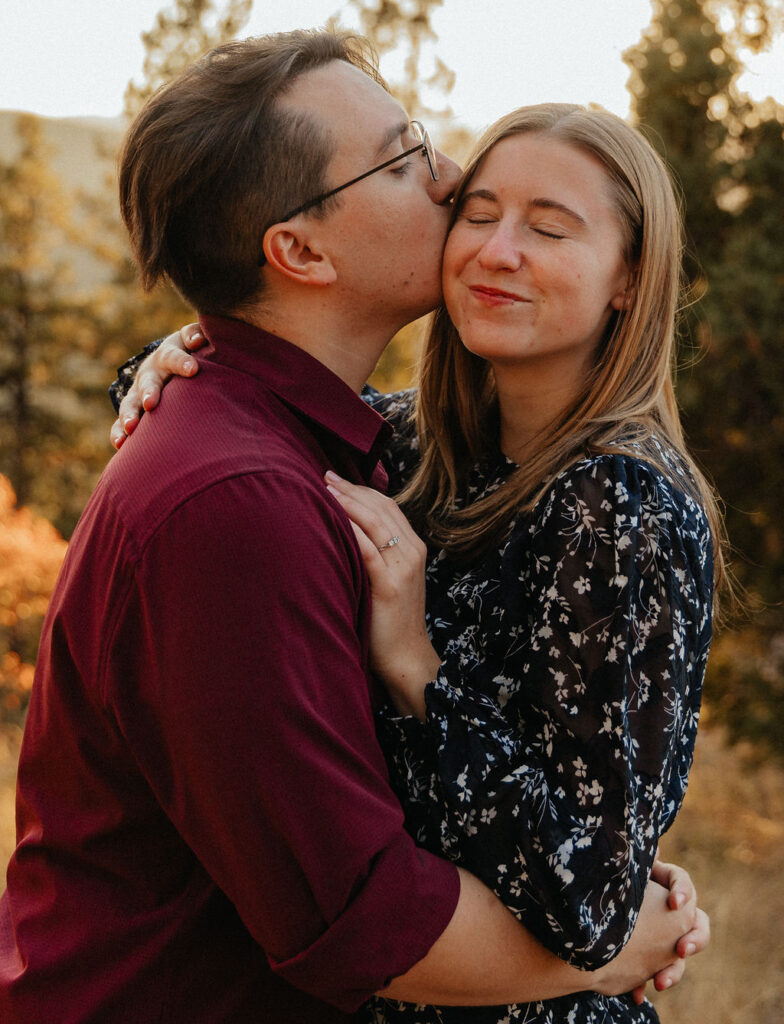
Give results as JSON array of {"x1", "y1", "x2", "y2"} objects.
[{"x1": 112, "y1": 104, "x2": 720, "y2": 1023}]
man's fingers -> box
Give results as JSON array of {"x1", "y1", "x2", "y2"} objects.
[
  {"x1": 630, "y1": 983, "x2": 646, "y2": 1005},
  {"x1": 651, "y1": 859, "x2": 695, "y2": 911},
  {"x1": 676, "y1": 907, "x2": 710, "y2": 958},
  {"x1": 653, "y1": 956, "x2": 686, "y2": 992}
]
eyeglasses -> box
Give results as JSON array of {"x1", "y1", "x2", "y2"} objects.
[
  {"x1": 284, "y1": 121, "x2": 439, "y2": 221},
  {"x1": 258, "y1": 121, "x2": 438, "y2": 265}
]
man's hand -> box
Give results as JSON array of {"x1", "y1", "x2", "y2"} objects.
[
  {"x1": 592, "y1": 860, "x2": 709, "y2": 1003},
  {"x1": 110, "y1": 323, "x2": 205, "y2": 449}
]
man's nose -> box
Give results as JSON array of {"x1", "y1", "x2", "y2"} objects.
[{"x1": 429, "y1": 150, "x2": 462, "y2": 204}]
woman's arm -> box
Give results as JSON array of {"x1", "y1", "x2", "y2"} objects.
[{"x1": 380, "y1": 863, "x2": 707, "y2": 1005}]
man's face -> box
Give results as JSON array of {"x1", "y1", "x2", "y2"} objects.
[{"x1": 278, "y1": 60, "x2": 461, "y2": 332}]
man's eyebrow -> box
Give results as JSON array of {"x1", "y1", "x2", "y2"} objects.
[{"x1": 374, "y1": 120, "x2": 410, "y2": 160}]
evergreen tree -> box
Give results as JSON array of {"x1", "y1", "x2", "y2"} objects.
[{"x1": 625, "y1": 0, "x2": 784, "y2": 757}]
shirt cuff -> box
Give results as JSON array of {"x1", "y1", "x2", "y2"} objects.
[{"x1": 268, "y1": 835, "x2": 460, "y2": 1011}]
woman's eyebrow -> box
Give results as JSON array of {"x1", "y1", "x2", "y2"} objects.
[{"x1": 460, "y1": 188, "x2": 497, "y2": 204}]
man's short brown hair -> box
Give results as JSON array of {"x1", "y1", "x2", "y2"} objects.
[{"x1": 119, "y1": 30, "x2": 383, "y2": 315}]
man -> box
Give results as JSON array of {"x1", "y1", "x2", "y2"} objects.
[{"x1": 0, "y1": 31, "x2": 703, "y2": 1023}]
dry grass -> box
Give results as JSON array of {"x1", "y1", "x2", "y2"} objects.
[
  {"x1": 651, "y1": 724, "x2": 784, "y2": 1023},
  {"x1": 1, "y1": 722, "x2": 782, "y2": 1020}
]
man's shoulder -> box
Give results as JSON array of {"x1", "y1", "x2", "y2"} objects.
[{"x1": 98, "y1": 373, "x2": 334, "y2": 554}]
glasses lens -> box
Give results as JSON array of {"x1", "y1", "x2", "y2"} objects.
[{"x1": 411, "y1": 121, "x2": 439, "y2": 182}]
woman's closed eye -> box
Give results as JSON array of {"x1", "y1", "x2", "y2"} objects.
[{"x1": 533, "y1": 227, "x2": 567, "y2": 239}]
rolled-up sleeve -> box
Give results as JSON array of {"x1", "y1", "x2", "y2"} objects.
[{"x1": 103, "y1": 468, "x2": 459, "y2": 1010}]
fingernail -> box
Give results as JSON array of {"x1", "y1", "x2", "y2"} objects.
[
  {"x1": 684, "y1": 942, "x2": 696, "y2": 956},
  {"x1": 183, "y1": 359, "x2": 195, "y2": 373},
  {"x1": 143, "y1": 392, "x2": 153, "y2": 404},
  {"x1": 674, "y1": 891, "x2": 686, "y2": 908},
  {"x1": 326, "y1": 485, "x2": 342, "y2": 499},
  {"x1": 325, "y1": 471, "x2": 341, "y2": 483}
]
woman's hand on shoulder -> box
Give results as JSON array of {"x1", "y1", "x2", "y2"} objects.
[
  {"x1": 110, "y1": 323, "x2": 205, "y2": 449},
  {"x1": 325, "y1": 471, "x2": 440, "y2": 719}
]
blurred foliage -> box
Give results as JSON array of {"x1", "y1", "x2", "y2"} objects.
[
  {"x1": 0, "y1": 476, "x2": 67, "y2": 722},
  {"x1": 625, "y1": 0, "x2": 784, "y2": 759},
  {"x1": 704, "y1": 618, "x2": 784, "y2": 760},
  {"x1": 1, "y1": 0, "x2": 783, "y2": 756},
  {"x1": 0, "y1": 113, "x2": 124, "y2": 535},
  {"x1": 124, "y1": 0, "x2": 252, "y2": 116},
  {"x1": 342, "y1": 0, "x2": 451, "y2": 121}
]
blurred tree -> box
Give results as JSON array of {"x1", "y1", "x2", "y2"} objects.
[
  {"x1": 0, "y1": 475, "x2": 67, "y2": 722},
  {"x1": 343, "y1": 0, "x2": 453, "y2": 122},
  {"x1": 625, "y1": 0, "x2": 784, "y2": 758},
  {"x1": 124, "y1": 0, "x2": 252, "y2": 116},
  {"x1": 0, "y1": 114, "x2": 120, "y2": 534}
]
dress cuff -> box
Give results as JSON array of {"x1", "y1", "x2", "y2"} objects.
[{"x1": 108, "y1": 338, "x2": 165, "y2": 412}]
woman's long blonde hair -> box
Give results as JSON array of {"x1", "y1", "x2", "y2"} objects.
[{"x1": 400, "y1": 103, "x2": 728, "y2": 605}]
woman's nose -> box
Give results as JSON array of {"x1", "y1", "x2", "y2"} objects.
[{"x1": 477, "y1": 223, "x2": 523, "y2": 271}]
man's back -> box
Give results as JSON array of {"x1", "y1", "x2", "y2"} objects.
[{"x1": 0, "y1": 319, "x2": 458, "y2": 1023}]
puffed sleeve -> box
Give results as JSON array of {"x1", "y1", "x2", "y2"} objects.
[
  {"x1": 385, "y1": 455, "x2": 713, "y2": 969},
  {"x1": 361, "y1": 388, "x2": 421, "y2": 496}
]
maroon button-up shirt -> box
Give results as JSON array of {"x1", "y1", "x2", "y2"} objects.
[{"x1": 0, "y1": 316, "x2": 459, "y2": 1023}]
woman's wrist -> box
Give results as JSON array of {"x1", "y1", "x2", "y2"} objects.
[{"x1": 382, "y1": 646, "x2": 441, "y2": 721}]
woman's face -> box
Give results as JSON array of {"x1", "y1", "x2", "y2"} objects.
[{"x1": 442, "y1": 132, "x2": 631, "y2": 377}]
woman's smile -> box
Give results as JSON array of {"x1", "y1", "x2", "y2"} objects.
[{"x1": 468, "y1": 284, "x2": 529, "y2": 306}]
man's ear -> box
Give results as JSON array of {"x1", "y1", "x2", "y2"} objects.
[{"x1": 261, "y1": 223, "x2": 337, "y2": 286}]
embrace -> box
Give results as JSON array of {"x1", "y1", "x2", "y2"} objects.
[{"x1": 1, "y1": 29, "x2": 721, "y2": 1024}]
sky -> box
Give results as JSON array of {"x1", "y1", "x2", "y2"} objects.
[{"x1": 1, "y1": 0, "x2": 782, "y2": 131}]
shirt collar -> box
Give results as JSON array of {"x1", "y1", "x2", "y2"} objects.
[{"x1": 198, "y1": 314, "x2": 392, "y2": 460}]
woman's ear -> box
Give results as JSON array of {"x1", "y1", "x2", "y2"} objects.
[
  {"x1": 610, "y1": 266, "x2": 637, "y2": 312},
  {"x1": 262, "y1": 222, "x2": 337, "y2": 287}
]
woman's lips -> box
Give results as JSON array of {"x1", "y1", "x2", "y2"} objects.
[{"x1": 469, "y1": 285, "x2": 528, "y2": 306}]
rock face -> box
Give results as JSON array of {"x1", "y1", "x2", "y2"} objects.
[
  {"x1": 0, "y1": 110, "x2": 126, "y2": 291},
  {"x1": 0, "y1": 110, "x2": 124, "y2": 192}
]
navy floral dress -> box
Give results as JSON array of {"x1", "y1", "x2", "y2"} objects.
[{"x1": 364, "y1": 390, "x2": 713, "y2": 1024}]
